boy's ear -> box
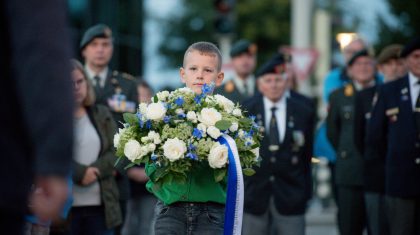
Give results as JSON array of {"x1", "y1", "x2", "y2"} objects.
[
  {"x1": 215, "y1": 71, "x2": 224, "y2": 87},
  {"x1": 179, "y1": 67, "x2": 186, "y2": 84}
]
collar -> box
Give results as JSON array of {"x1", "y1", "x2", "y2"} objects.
[
  {"x1": 409, "y1": 72, "x2": 420, "y2": 86},
  {"x1": 263, "y1": 90, "x2": 289, "y2": 109},
  {"x1": 85, "y1": 65, "x2": 108, "y2": 80},
  {"x1": 354, "y1": 80, "x2": 375, "y2": 91},
  {"x1": 232, "y1": 74, "x2": 255, "y2": 93}
]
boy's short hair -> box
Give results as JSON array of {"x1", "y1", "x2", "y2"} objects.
[{"x1": 183, "y1": 42, "x2": 223, "y2": 71}]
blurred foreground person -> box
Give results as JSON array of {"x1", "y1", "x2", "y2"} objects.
[
  {"x1": 367, "y1": 37, "x2": 420, "y2": 235},
  {"x1": 69, "y1": 60, "x2": 122, "y2": 235},
  {"x1": 0, "y1": 0, "x2": 73, "y2": 234}
]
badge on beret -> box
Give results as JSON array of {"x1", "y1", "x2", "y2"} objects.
[
  {"x1": 344, "y1": 85, "x2": 353, "y2": 96},
  {"x1": 225, "y1": 81, "x2": 235, "y2": 93},
  {"x1": 104, "y1": 27, "x2": 112, "y2": 37},
  {"x1": 248, "y1": 44, "x2": 258, "y2": 55}
]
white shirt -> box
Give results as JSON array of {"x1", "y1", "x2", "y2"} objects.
[
  {"x1": 232, "y1": 74, "x2": 255, "y2": 96},
  {"x1": 409, "y1": 72, "x2": 420, "y2": 110},
  {"x1": 85, "y1": 65, "x2": 109, "y2": 88},
  {"x1": 263, "y1": 92, "x2": 289, "y2": 143}
]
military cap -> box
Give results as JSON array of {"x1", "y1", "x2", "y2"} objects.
[
  {"x1": 255, "y1": 53, "x2": 286, "y2": 78},
  {"x1": 377, "y1": 44, "x2": 403, "y2": 64},
  {"x1": 230, "y1": 39, "x2": 257, "y2": 58},
  {"x1": 400, "y1": 37, "x2": 420, "y2": 58},
  {"x1": 347, "y1": 49, "x2": 371, "y2": 66},
  {"x1": 80, "y1": 24, "x2": 113, "y2": 50}
]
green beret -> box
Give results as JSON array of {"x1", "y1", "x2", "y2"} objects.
[
  {"x1": 255, "y1": 53, "x2": 286, "y2": 78},
  {"x1": 230, "y1": 39, "x2": 257, "y2": 58},
  {"x1": 347, "y1": 49, "x2": 371, "y2": 66},
  {"x1": 377, "y1": 44, "x2": 403, "y2": 64},
  {"x1": 80, "y1": 24, "x2": 113, "y2": 50},
  {"x1": 400, "y1": 37, "x2": 420, "y2": 58}
]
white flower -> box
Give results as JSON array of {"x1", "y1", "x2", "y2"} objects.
[
  {"x1": 178, "y1": 87, "x2": 194, "y2": 94},
  {"x1": 238, "y1": 129, "x2": 247, "y2": 138},
  {"x1": 156, "y1": 91, "x2": 170, "y2": 101},
  {"x1": 251, "y1": 147, "x2": 260, "y2": 161},
  {"x1": 208, "y1": 142, "x2": 228, "y2": 168},
  {"x1": 214, "y1": 94, "x2": 235, "y2": 113},
  {"x1": 175, "y1": 108, "x2": 184, "y2": 115},
  {"x1": 207, "y1": 126, "x2": 222, "y2": 139},
  {"x1": 232, "y1": 108, "x2": 242, "y2": 117},
  {"x1": 140, "y1": 136, "x2": 149, "y2": 143},
  {"x1": 197, "y1": 123, "x2": 207, "y2": 136},
  {"x1": 113, "y1": 133, "x2": 120, "y2": 148},
  {"x1": 147, "y1": 143, "x2": 156, "y2": 152},
  {"x1": 139, "y1": 103, "x2": 148, "y2": 115},
  {"x1": 124, "y1": 139, "x2": 142, "y2": 161},
  {"x1": 186, "y1": 111, "x2": 198, "y2": 123},
  {"x1": 146, "y1": 102, "x2": 166, "y2": 120},
  {"x1": 148, "y1": 131, "x2": 161, "y2": 144},
  {"x1": 163, "y1": 138, "x2": 187, "y2": 162},
  {"x1": 229, "y1": 122, "x2": 239, "y2": 132},
  {"x1": 198, "y1": 108, "x2": 222, "y2": 126}
]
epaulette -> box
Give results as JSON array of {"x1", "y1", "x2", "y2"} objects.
[
  {"x1": 344, "y1": 84, "x2": 354, "y2": 97},
  {"x1": 112, "y1": 70, "x2": 135, "y2": 81}
]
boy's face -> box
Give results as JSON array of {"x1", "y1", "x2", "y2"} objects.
[{"x1": 180, "y1": 50, "x2": 224, "y2": 94}]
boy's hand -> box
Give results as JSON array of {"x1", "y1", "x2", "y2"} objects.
[{"x1": 82, "y1": 167, "x2": 100, "y2": 185}]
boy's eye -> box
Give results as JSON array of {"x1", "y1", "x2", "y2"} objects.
[
  {"x1": 205, "y1": 69, "x2": 213, "y2": 73},
  {"x1": 189, "y1": 67, "x2": 197, "y2": 71}
]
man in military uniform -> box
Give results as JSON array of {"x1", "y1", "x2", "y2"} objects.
[
  {"x1": 243, "y1": 53, "x2": 315, "y2": 235},
  {"x1": 80, "y1": 24, "x2": 138, "y2": 124},
  {"x1": 377, "y1": 44, "x2": 406, "y2": 82},
  {"x1": 367, "y1": 37, "x2": 420, "y2": 235},
  {"x1": 215, "y1": 39, "x2": 257, "y2": 104},
  {"x1": 327, "y1": 49, "x2": 377, "y2": 235},
  {"x1": 80, "y1": 24, "x2": 138, "y2": 234}
]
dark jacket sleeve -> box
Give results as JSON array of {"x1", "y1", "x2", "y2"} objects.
[
  {"x1": 5, "y1": 0, "x2": 73, "y2": 176},
  {"x1": 326, "y1": 91, "x2": 340, "y2": 150}
]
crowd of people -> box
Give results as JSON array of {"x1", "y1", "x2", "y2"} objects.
[{"x1": 2, "y1": 1, "x2": 420, "y2": 235}]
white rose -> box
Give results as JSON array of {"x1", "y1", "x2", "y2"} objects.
[
  {"x1": 238, "y1": 129, "x2": 246, "y2": 138},
  {"x1": 156, "y1": 91, "x2": 169, "y2": 101},
  {"x1": 186, "y1": 111, "x2": 198, "y2": 123},
  {"x1": 146, "y1": 102, "x2": 166, "y2": 120},
  {"x1": 113, "y1": 133, "x2": 120, "y2": 148},
  {"x1": 207, "y1": 126, "x2": 222, "y2": 139},
  {"x1": 147, "y1": 143, "x2": 156, "y2": 152},
  {"x1": 163, "y1": 138, "x2": 187, "y2": 162},
  {"x1": 175, "y1": 108, "x2": 184, "y2": 115},
  {"x1": 139, "y1": 103, "x2": 148, "y2": 115},
  {"x1": 198, "y1": 108, "x2": 222, "y2": 126},
  {"x1": 229, "y1": 122, "x2": 239, "y2": 132},
  {"x1": 232, "y1": 108, "x2": 242, "y2": 117},
  {"x1": 197, "y1": 123, "x2": 207, "y2": 136},
  {"x1": 251, "y1": 147, "x2": 260, "y2": 161},
  {"x1": 140, "y1": 136, "x2": 149, "y2": 143},
  {"x1": 148, "y1": 131, "x2": 161, "y2": 144},
  {"x1": 208, "y1": 142, "x2": 228, "y2": 168},
  {"x1": 124, "y1": 139, "x2": 142, "y2": 161},
  {"x1": 214, "y1": 94, "x2": 235, "y2": 113}
]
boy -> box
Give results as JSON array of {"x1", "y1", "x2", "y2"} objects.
[{"x1": 146, "y1": 42, "x2": 226, "y2": 235}]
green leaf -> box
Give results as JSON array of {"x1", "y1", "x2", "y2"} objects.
[
  {"x1": 114, "y1": 157, "x2": 122, "y2": 167},
  {"x1": 242, "y1": 168, "x2": 256, "y2": 176},
  {"x1": 123, "y1": 113, "x2": 138, "y2": 125},
  {"x1": 214, "y1": 168, "x2": 227, "y2": 182},
  {"x1": 215, "y1": 120, "x2": 232, "y2": 131},
  {"x1": 239, "y1": 118, "x2": 252, "y2": 127},
  {"x1": 124, "y1": 162, "x2": 136, "y2": 170},
  {"x1": 153, "y1": 95, "x2": 158, "y2": 103}
]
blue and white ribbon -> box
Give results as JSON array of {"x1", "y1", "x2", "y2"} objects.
[{"x1": 219, "y1": 134, "x2": 244, "y2": 235}]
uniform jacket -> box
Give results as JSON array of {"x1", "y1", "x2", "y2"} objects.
[
  {"x1": 327, "y1": 84, "x2": 364, "y2": 186},
  {"x1": 215, "y1": 78, "x2": 257, "y2": 104},
  {"x1": 0, "y1": 0, "x2": 73, "y2": 212},
  {"x1": 354, "y1": 85, "x2": 386, "y2": 193},
  {"x1": 366, "y1": 75, "x2": 420, "y2": 198},
  {"x1": 72, "y1": 105, "x2": 122, "y2": 228},
  {"x1": 242, "y1": 92, "x2": 315, "y2": 215}
]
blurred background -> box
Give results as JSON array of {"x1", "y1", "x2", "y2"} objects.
[{"x1": 67, "y1": 1, "x2": 419, "y2": 234}]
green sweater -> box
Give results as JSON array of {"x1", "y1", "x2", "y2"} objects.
[{"x1": 145, "y1": 162, "x2": 227, "y2": 205}]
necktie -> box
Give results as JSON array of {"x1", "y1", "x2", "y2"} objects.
[
  {"x1": 415, "y1": 82, "x2": 420, "y2": 138},
  {"x1": 269, "y1": 106, "x2": 280, "y2": 146},
  {"x1": 243, "y1": 81, "x2": 249, "y2": 96},
  {"x1": 93, "y1": 75, "x2": 102, "y2": 97}
]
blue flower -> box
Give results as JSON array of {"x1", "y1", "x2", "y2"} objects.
[
  {"x1": 188, "y1": 143, "x2": 197, "y2": 151},
  {"x1": 136, "y1": 112, "x2": 145, "y2": 128},
  {"x1": 164, "y1": 102, "x2": 171, "y2": 109},
  {"x1": 249, "y1": 115, "x2": 256, "y2": 121},
  {"x1": 186, "y1": 152, "x2": 198, "y2": 160},
  {"x1": 151, "y1": 153, "x2": 158, "y2": 161},
  {"x1": 194, "y1": 95, "x2": 203, "y2": 104},
  {"x1": 146, "y1": 120, "x2": 152, "y2": 129},
  {"x1": 245, "y1": 141, "x2": 252, "y2": 147},
  {"x1": 175, "y1": 97, "x2": 184, "y2": 106},
  {"x1": 202, "y1": 83, "x2": 214, "y2": 95},
  {"x1": 178, "y1": 113, "x2": 186, "y2": 119},
  {"x1": 163, "y1": 116, "x2": 171, "y2": 124},
  {"x1": 192, "y1": 128, "x2": 203, "y2": 139}
]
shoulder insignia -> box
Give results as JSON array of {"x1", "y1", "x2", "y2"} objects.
[
  {"x1": 344, "y1": 84, "x2": 353, "y2": 97},
  {"x1": 225, "y1": 80, "x2": 235, "y2": 93},
  {"x1": 121, "y1": 72, "x2": 135, "y2": 81},
  {"x1": 371, "y1": 92, "x2": 378, "y2": 106}
]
